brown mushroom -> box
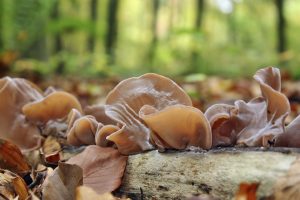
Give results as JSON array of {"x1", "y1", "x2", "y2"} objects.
[
  {"x1": 82, "y1": 73, "x2": 194, "y2": 154},
  {"x1": 0, "y1": 77, "x2": 43, "y2": 151},
  {"x1": 67, "y1": 115, "x2": 99, "y2": 146},
  {"x1": 275, "y1": 115, "x2": 300, "y2": 147},
  {"x1": 139, "y1": 104, "x2": 212, "y2": 150},
  {"x1": 235, "y1": 97, "x2": 286, "y2": 146},
  {"x1": 22, "y1": 91, "x2": 83, "y2": 123},
  {"x1": 204, "y1": 104, "x2": 238, "y2": 147},
  {"x1": 253, "y1": 67, "x2": 290, "y2": 121}
]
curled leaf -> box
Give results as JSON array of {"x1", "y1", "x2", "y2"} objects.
[
  {"x1": 67, "y1": 145, "x2": 127, "y2": 194},
  {"x1": 0, "y1": 169, "x2": 29, "y2": 200},
  {"x1": 42, "y1": 162, "x2": 83, "y2": 200}
]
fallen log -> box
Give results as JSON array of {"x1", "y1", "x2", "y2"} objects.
[{"x1": 118, "y1": 147, "x2": 299, "y2": 200}]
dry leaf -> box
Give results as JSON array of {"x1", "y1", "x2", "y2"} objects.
[
  {"x1": 235, "y1": 182, "x2": 260, "y2": 200},
  {"x1": 76, "y1": 186, "x2": 130, "y2": 200},
  {"x1": 0, "y1": 139, "x2": 30, "y2": 176},
  {"x1": 42, "y1": 136, "x2": 61, "y2": 164},
  {"x1": 273, "y1": 157, "x2": 300, "y2": 200},
  {"x1": 67, "y1": 145, "x2": 128, "y2": 194},
  {"x1": 42, "y1": 162, "x2": 83, "y2": 200},
  {"x1": 0, "y1": 169, "x2": 29, "y2": 200}
]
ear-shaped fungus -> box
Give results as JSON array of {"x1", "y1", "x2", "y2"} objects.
[
  {"x1": 253, "y1": 67, "x2": 290, "y2": 120},
  {"x1": 69, "y1": 73, "x2": 211, "y2": 154},
  {"x1": 0, "y1": 77, "x2": 43, "y2": 151},
  {"x1": 205, "y1": 67, "x2": 289, "y2": 147},
  {"x1": 140, "y1": 105, "x2": 212, "y2": 149},
  {"x1": 22, "y1": 91, "x2": 83, "y2": 123},
  {"x1": 204, "y1": 104, "x2": 238, "y2": 147},
  {"x1": 275, "y1": 115, "x2": 300, "y2": 147}
]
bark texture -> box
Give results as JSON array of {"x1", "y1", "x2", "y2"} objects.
[{"x1": 118, "y1": 148, "x2": 298, "y2": 200}]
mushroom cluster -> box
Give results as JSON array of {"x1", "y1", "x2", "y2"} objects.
[
  {"x1": 1, "y1": 66, "x2": 300, "y2": 156},
  {"x1": 67, "y1": 73, "x2": 212, "y2": 154}
]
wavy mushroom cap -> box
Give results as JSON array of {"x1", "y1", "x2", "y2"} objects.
[
  {"x1": 106, "y1": 73, "x2": 192, "y2": 113},
  {"x1": 22, "y1": 91, "x2": 83, "y2": 123},
  {"x1": 204, "y1": 104, "x2": 238, "y2": 147},
  {"x1": 67, "y1": 115, "x2": 98, "y2": 146},
  {"x1": 139, "y1": 104, "x2": 212, "y2": 150},
  {"x1": 275, "y1": 115, "x2": 300, "y2": 147},
  {"x1": 0, "y1": 77, "x2": 43, "y2": 151},
  {"x1": 253, "y1": 67, "x2": 290, "y2": 121}
]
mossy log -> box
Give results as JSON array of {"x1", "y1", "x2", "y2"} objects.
[{"x1": 118, "y1": 148, "x2": 299, "y2": 200}]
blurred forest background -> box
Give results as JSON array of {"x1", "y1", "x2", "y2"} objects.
[{"x1": 0, "y1": 0, "x2": 300, "y2": 80}]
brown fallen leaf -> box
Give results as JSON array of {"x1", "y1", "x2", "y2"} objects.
[
  {"x1": 67, "y1": 145, "x2": 128, "y2": 194},
  {"x1": 76, "y1": 186, "x2": 130, "y2": 200},
  {"x1": 235, "y1": 182, "x2": 260, "y2": 200},
  {"x1": 42, "y1": 162, "x2": 83, "y2": 200},
  {"x1": 0, "y1": 139, "x2": 30, "y2": 176},
  {"x1": 0, "y1": 169, "x2": 29, "y2": 200},
  {"x1": 42, "y1": 136, "x2": 61, "y2": 164},
  {"x1": 273, "y1": 157, "x2": 300, "y2": 200}
]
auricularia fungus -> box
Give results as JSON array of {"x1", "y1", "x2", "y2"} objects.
[
  {"x1": 0, "y1": 77, "x2": 43, "y2": 151},
  {"x1": 67, "y1": 73, "x2": 212, "y2": 154}
]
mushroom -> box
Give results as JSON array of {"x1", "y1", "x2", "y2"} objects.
[
  {"x1": 253, "y1": 67, "x2": 290, "y2": 121},
  {"x1": 139, "y1": 104, "x2": 212, "y2": 150},
  {"x1": 235, "y1": 97, "x2": 286, "y2": 146},
  {"x1": 66, "y1": 115, "x2": 98, "y2": 146},
  {"x1": 275, "y1": 115, "x2": 300, "y2": 147},
  {"x1": 22, "y1": 91, "x2": 83, "y2": 123},
  {"x1": 204, "y1": 104, "x2": 238, "y2": 147},
  {"x1": 0, "y1": 77, "x2": 43, "y2": 151}
]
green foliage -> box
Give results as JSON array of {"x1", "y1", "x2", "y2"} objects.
[{"x1": 2, "y1": 0, "x2": 300, "y2": 79}]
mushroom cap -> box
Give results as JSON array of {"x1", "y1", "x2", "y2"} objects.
[
  {"x1": 22, "y1": 91, "x2": 83, "y2": 123},
  {"x1": 275, "y1": 115, "x2": 300, "y2": 147},
  {"x1": 235, "y1": 97, "x2": 286, "y2": 146},
  {"x1": 106, "y1": 73, "x2": 192, "y2": 113},
  {"x1": 204, "y1": 104, "x2": 238, "y2": 147},
  {"x1": 253, "y1": 67, "x2": 290, "y2": 121},
  {"x1": 139, "y1": 104, "x2": 212, "y2": 150},
  {"x1": 95, "y1": 124, "x2": 120, "y2": 147},
  {"x1": 67, "y1": 115, "x2": 98, "y2": 146},
  {"x1": 0, "y1": 77, "x2": 43, "y2": 151}
]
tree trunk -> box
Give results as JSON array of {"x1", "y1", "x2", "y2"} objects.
[
  {"x1": 88, "y1": 0, "x2": 98, "y2": 52},
  {"x1": 0, "y1": 0, "x2": 3, "y2": 50},
  {"x1": 275, "y1": 0, "x2": 286, "y2": 54},
  {"x1": 105, "y1": 0, "x2": 119, "y2": 65},
  {"x1": 190, "y1": 0, "x2": 205, "y2": 73},
  {"x1": 118, "y1": 148, "x2": 298, "y2": 200},
  {"x1": 51, "y1": 0, "x2": 64, "y2": 74},
  {"x1": 195, "y1": 0, "x2": 204, "y2": 29},
  {"x1": 148, "y1": 0, "x2": 159, "y2": 68}
]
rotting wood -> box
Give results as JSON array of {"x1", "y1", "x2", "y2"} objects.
[{"x1": 117, "y1": 147, "x2": 299, "y2": 200}]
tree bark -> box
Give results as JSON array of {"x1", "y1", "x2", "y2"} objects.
[
  {"x1": 105, "y1": 0, "x2": 119, "y2": 65},
  {"x1": 118, "y1": 148, "x2": 298, "y2": 200},
  {"x1": 88, "y1": 0, "x2": 98, "y2": 52},
  {"x1": 275, "y1": 0, "x2": 286, "y2": 54}
]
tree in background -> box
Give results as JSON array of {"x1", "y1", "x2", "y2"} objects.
[
  {"x1": 275, "y1": 0, "x2": 286, "y2": 55},
  {"x1": 105, "y1": 0, "x2": 119, "y2": 65},
  {"x1": 149, "y1": 0, "x2": 160, "y2": 68},
  {"x1": 88, "y1": 0, "x2": 98, "y2": 52}
]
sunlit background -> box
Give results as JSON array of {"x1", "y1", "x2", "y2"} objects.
[{"x1": 0, "y1": 0, "x2": 299, "y2": 79}]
